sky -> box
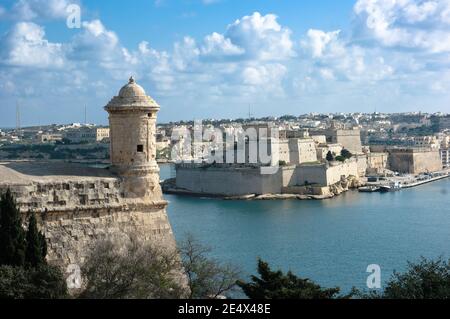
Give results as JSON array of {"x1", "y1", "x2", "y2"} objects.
[{"x1": 0, "y1": 0, "x2": 450, "y2": 127}]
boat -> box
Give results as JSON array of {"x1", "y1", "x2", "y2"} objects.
[
  {"x1": 358, "y1": 186, "x2": 381, "y2": 193},
  {"x1": 379, "y1": 182, "x2": 402, "y2": 192}
]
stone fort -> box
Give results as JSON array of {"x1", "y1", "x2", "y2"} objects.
[{"x1": 0, "y1": 77, "x2": 176, "y2": 269}]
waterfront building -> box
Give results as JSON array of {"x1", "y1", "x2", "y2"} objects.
[
  {"x1": 441, "y1": 148, "x2": 450, "y2": 168},
  {"x1": 388, "y1": 148, "x2": 442, "y2": 174},
  {"x1": 411, "y1": 136, "x2": 440, "y2": 150},
  {"x1": 311, "y1": 126, "x2": 363, "y2": 154},
  {"x1": 39, "y1": 133, "x2": 63, "y2": 143},
  {"x1": 63, "y1": 127, "x2": 110, "y2": 143},
  {"x1": 174, "y1": 158, "x2": 360, "y2": 197}
]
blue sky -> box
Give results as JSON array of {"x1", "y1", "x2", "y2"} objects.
[{"x1": 0, "y1": 0, "x2": 449, "y2": 127}]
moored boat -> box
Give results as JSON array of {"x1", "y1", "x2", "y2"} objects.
[{"x1": 358, "y1": 186, "x2": 381, "y2": 193}]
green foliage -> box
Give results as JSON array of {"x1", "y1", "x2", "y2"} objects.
[
  {"x1": 326, "y1": 151, "x2": 334, "y2": 162},
  {"x1": 156, "y1": 147, "x2": 170, "y2": 160},
  {"x1": 354, "y1": 257, "x2": 450, "y2": 299},
  {"x1": 382, "y1": 257, "x2": 450, "y2": 299},
  {"x1": 180, "y1": 234, "x2": 241, "y2": 299},
  {"x1": 399, "y1": 124, "x2": 440, "y2": 136},
  {"x1": 335, "y1": 155, "x2": 346, "y2": 162},
  {"x1": 25, "y1": 213, "x2": 47, "y2": 268},
  {"x1": 80, "y1": 238, "x2": 187, "y2": 299},
  {"x1": 0, "y1": 143, "x2": 109, "y2": 161},
  {"x1": 0, "y1": 190, "x2": 67, "y2": 299},
  {"x1": 340, "y1": 149, "x2": 352, "y2": 159},
  {"x1": 0, "y1": 265, "x2": 67, "y2": 299},
  {"x1": 237, "y1": 259, "x2": 345, "y2": 299},
  {"x1": 278, "y1": 161, "x2": 287, "y2": 167},
  {"x1": 81, "y1": 235, "x2": 240, "y2": 299},
  {"x1": 0, "y1": 189, "x2": 26, "y2": 267}
]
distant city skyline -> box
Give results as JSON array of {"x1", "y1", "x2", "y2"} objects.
[{"x1": 1, "y1": 0, "x2": 450, "y2": 127}]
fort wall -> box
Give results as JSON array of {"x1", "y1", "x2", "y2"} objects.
[{"x1": 0, "y1": 163, "x2": 175, "y2": 269}]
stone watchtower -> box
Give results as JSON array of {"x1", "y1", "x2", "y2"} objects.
[
  {"x1": 0, "y1": 77, "x2": 176, "y2": 272},
  {"x1": 105, "y1": 76, "x2": 162, "y2": 200}
]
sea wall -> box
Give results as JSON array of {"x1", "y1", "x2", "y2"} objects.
[
  {"x1": 295, "y1": 160, "x2": 358, "y2": 186},
  {"x1": 175, "y1": 165, "x2": 283, "y2": 196},
  {"x1": 175, "y1": 160, "x2": 360, "y2": 196}
]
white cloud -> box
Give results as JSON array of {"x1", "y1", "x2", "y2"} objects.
[
  {"x1": 302, "y1": 29, "x2": 343, "y2": 58},
  {"x1": 201, "y1": 32, "x2": 244, "y2": 59},
  {"x1": 225, "y1": 12, "x2": 295, "y2": 61},
  {"x1": 301, "y1": 28, "x2": 394, "y2": 82},
  {"x1": 1, "y1": 7, "x2": 450, "y2": 125},
  {"x1": 68, "y1": 20, "x2": 120, "y2": 67},
  {"x1": 0, "y1": 22, "x2": 65, "y2": 68},
  {"x1": 354, "y1": 0, "x2": 450, "y2": 53},
  {"x1": 242, "y1": 63, "x2": 287, "y2": 87},
  {"x1": 172, "y1": 36, "x2": 200, "y2": 71},
  {"x1": 11, "y1": 0, "x2": 76, "y2": 21}
]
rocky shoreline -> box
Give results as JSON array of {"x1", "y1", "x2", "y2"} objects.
[{"x1": 161, "y1": 176, "x2": 363, "y2": 201}]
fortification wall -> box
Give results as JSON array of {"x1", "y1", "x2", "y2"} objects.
[
  {"x1": 413, "y1": 150, "x2": 442, "y2": 173},
  {"x1": 334, "y1": 130, "x2": 362, "y2": 154},
  {"x1": 175, "y1": 166, "x2": 283, "y2": 196},
  {"x1": 0, "y1": 177, "x2": 174, "y2": 269},
  {"x1": 388, "y1": 152, "x2": 414, "y2": 173},
  {"x1": 295, "y1": 164, "x2": 328, "y2": 186},
  {"x1": 355, "y1": 154, "x2": 368, "y2": 177},
  {"x1": 296, "y1": 139, "x2": 317, "y2": 164},
  {"x1": 368, "y1": 152, "x2": 389, "y2": 170},
  {"x1": 295, "y1": 161, "x2": 358, "y2": 186},
  {"x1": 326, "y1": 161, "x2": 358, "y2": 185},
  {"x1": 281, "y1": 166, "x2": 297, "y2": 187},
  {"x1": 388, "y1": 149, "x2": 442, "y2": 174}
]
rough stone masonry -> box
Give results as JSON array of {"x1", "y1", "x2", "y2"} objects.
[{"x1": 0, "y1": 77, "x2": 177, "y2": 270}]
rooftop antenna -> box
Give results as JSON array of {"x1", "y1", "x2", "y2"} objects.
[
  {"x1": 16, "y1": 100, "x2": 21, "y2": 134},
  {"x1": 248, "y1": 104, "x2": 253, "y2": 119}
]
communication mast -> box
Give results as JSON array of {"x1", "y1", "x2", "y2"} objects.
[{"x1": 16, "y1": 101, "x2": 21, "y2": 134}]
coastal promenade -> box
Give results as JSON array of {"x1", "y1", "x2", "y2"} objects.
[
  {"x1": 401, "y1": 172, "x2": 449, "y2": 188},
  {"x1": 366, "y1": 169, "x2": 450, "y2": 190}
]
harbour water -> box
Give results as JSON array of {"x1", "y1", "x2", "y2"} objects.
[{"x1": 160, "y1": 164, "x2": 450, "y2": 293}]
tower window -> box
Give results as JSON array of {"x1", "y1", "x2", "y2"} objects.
[{"x1": 137, "y1": 145, "x2": 144, "y2": 152}]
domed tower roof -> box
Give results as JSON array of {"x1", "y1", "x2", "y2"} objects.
[
  {"x1": 105, "y1": 76, "x2": 160, "y2": 112},
  {"x1": 118, "y1": 76, "x2": 147, "y2": 98}
]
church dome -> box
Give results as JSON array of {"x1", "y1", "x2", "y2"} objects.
[{"x1": 118, "y1": 76, "x2": 147, "y2": 98}]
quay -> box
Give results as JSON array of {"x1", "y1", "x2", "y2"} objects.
[
  {"x1": 401, "y1": 172, "x2": 449, "y2": 188},
  {"x1": 363, "y1": 169, "x2": 450, "y2": 192}
]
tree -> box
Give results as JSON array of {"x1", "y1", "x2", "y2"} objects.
[
  {"x1": 80, "y1": 238, "x2": 187, "y2": 299},
  {"x1": 0, "y1": 264, "x2": 67, "y2": 299},
  {"x1": 382, "y1": 257, "x2": 450, "y2": 299},
  {"x1": 80, "y1": 235, "x2": 241, "y2": 299},
  {"x1": 237, "y1": 259, "x2": 347, "y2": 299},
  {"x1": 341, "y1": 149, "x2": 353, "y2": 159},
  {"x1": 0, "y1": 190, "x2": 67, "y2": 299},
  {"x1": 0, "y1": 189, "x2": 26, "y2": 267},
  {"x1": 25, "y1": 213, "x2": 47, "y2": 268},
  {"x1": 278, "y1": 161, "x2": 287, "y2": 167},
  {"x1": 326, "y1": 151, "x2": 334, "y2": 162},
  {"x1": 179, "y1": 234, "x2": 241, "y2": 299}
]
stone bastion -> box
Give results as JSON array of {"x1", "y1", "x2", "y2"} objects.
[{"x1": 0, "y1": 160, "x2": 176, "y2": 269}]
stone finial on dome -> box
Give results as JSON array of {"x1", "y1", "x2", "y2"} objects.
[{"x1": 105, "y1": 76, "x2": 160, "y2": 110}]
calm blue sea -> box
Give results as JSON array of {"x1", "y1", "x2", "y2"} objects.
[{"x1": 160, "y1": 164, "x2": 450, "y2": 293}]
